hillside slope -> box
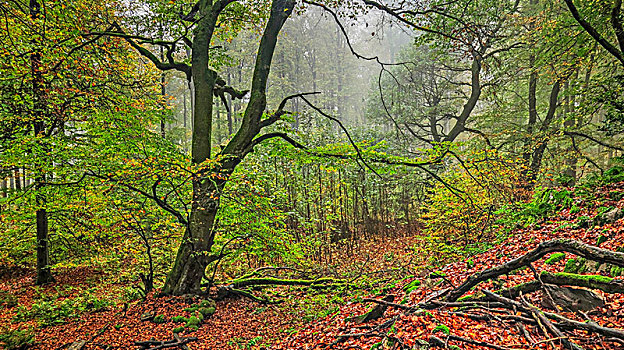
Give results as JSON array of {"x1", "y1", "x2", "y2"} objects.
[{"x1": 277, "y1": 182, "x2": 624, "y2": 349}]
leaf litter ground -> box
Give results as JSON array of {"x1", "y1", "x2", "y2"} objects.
[{"x1": 2, "y1": 183, "x2": 624, "y2": 349}]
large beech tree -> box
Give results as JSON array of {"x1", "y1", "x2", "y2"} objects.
[{"x1": 102, "y1": 0, "x2": 297, "y2": 295}]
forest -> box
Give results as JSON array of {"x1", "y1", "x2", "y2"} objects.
[{"x1": 1, "y1": 0, "x2": 624, "y2": 349}]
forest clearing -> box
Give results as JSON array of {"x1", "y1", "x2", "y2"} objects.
[{"x1": 2, "y1": 0, "x2": 624, "y2": 349}]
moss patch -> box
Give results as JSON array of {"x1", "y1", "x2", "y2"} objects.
[
  {"x1": 545, "y1": 253, "x2": 566, "y2": 265},
  {"x1": 544, "y1": 271, "x2": 614, "y2": 284}
]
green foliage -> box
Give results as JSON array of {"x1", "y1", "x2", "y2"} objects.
[
  {"x1": 597, "y1": 235, "x2": 608, "y2": 246},
  {"x1": 496, "y1": 187, "x2": 574, "y2": 228},
  {"x1": 227, "y1": 336, "x2": 268, "y2": 350},
  {"x1": 0, "y1": 291, "x2": 18, "y2": 308},
  {"x1": 14, "y1": 292, "x2": 113, "y2": 327},
  {"x1": 422, "y1": 148, "x2": 522, "y2": 264},
  {"x1": 297, "y1": 292, "x2": 346, "y2": 322}
]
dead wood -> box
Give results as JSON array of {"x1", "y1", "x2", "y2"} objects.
[{"x1": 483, "y1": 290, "x2": 624, "y2": 341}]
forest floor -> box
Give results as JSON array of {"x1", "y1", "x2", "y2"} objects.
[
  {"x1": 2, "y1": 182, "x2": 624, "y2": 349},
  {"x1": 0, "y1": 230, "x2": 423, "y2": 349}
]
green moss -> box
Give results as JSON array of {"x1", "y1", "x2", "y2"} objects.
[
  {"x1": 545, "y1": 253, "x2": 566, "y2": 265},
  {"x1": 199, "y1": 299, "x2": 215, "y2": 308},
  {"x1": 510, "y1": 266, "x2": 529, "y2": 274},
  {"x1": 456, "y1": 295, "x2": 475, "y2": 302},
  {"x1": 403, "y1": 279, "x2": 421, "y2": 294},
  {"x1": 172, "y1": 316, "x2": 188, "y2": 323},
  {"x1": 611, "y1": 266, "x2": 623, "y2": 277},
  {"x1": 183, "y1": 306, "x2": 198, "y2": 312},
  {"x1": 172, "y1": 327, "x2": 184, "y2": 333},
  {"x1": 597, "y1": 235, "x2": 608, "y2": 246},
  {"x1": 545, "y1": 271, "x2": 614, "y2": 284},
  {"x1": 433, "y1": 324, "x2": 450, "y2": 335},
  {"x1": 466, "y1": 259, "x2": 474, "y2": 269},
  {"x1": 186, "y1": 316, "x2": 201, "y2": 328}
]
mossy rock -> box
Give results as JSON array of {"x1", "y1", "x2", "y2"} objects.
[
  {"x1": 172, "y1": 326, "x2": 184, "y2": 333},
  {"x1": 545, "y1": 253, "x2": 566, "y2": 265},
  {"x1": 195, "y1": 310, "x2": 205, "y2": 322},
  {"x1": 183, "y1": 306, "x2": 199, "y2": 313}
]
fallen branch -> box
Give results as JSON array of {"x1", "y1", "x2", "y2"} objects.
[
  {"x1": 429, "y1": 334, "x2": 510, "y2": 350},
  {"x1": 229, "y1": 276, "x2": 342, "y2": 289}
]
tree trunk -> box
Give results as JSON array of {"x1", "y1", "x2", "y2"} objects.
[
  {"x1": 162, "y1": 0, "x2": 294, "y2": 295},
  {"x1": 31, "y1": 0, "x2": 53, "y2": 285}
]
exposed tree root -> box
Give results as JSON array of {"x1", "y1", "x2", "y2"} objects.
[{"x1": 447, "y1": 238, "x2": 624, "y2": 302}]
